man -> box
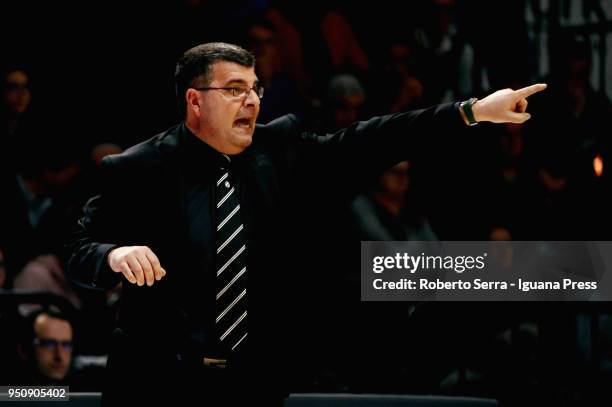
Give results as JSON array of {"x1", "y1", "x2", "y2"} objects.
[
  {"x1": 0, "y1": 142, "x2": 82, "y2": 290},
  {"x1": 18, "y1": 309, "x2": 74, "y2": 385},
  {"x1": 67, "y1": 42, "x2": 545, "y2": 405},
  {"x1": 1, "y1": 68, "x2": 32, "y2": 137},
  {"x1": 350, "y1": 161, "x2": 438, "y2": 241},
  {"x1": 1, "y1": 68, "x2": 34, "y2": 179}
]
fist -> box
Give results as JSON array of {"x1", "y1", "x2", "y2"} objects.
[{"x1": 107, "y1": 246, "x2": 166, "y2": 286}]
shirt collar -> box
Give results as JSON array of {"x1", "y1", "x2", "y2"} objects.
[{"x1": 180, "y1": 123, "x2": 232, "y2": 170}]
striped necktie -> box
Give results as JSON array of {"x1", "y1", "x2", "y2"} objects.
[{"x1": 215, "y1": 155, "x2": 248, "y2": 352}]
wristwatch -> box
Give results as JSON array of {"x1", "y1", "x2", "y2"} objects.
[{"x1": 459, "y1": 97, "x2": 478, "y2": 126}]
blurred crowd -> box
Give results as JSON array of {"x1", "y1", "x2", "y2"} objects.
[{"x1": 1, "y1": 0, "x2": 612, "y2": 405}]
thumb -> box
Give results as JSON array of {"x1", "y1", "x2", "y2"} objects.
[{"x1": 505, "y1": 111, "x2": 531, "y2": 124}]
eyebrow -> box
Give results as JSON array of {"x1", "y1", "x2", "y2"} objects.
[{"x1": 223, "y1": 78, "x2": 260, "y2": 87}]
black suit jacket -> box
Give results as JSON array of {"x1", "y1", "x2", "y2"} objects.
[{"x1": 67, "y1": 104, "x2": 464, "y2": 402}]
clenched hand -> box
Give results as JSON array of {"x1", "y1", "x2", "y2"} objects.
[{"x1": 108, "y1": 246, "x2": 166, "y2": 286}]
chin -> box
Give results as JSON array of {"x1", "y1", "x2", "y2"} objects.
[
  {"x1": 223, "y1": 136, "x2": 252, "y2": 155},
  {"x1": 236, "y1": 132, "x2": 254, "y2": 146},
  {"x1": 49, "y1": 372, "x2": 66, "y2": 381}
]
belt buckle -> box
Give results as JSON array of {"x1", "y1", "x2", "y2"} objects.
[{"x1": 203, "y1": 357, "x2": 228, "y2": 369}]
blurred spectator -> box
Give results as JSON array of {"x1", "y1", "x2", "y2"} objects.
[
  {"x1": 320, "y1": 8, "x2": 370, "y2": 73},
  {"x1": 293, "y1": 4, "x2": 371, "y2": 98},
  {"x1": 531, "y1": 36, "x2": 612, "y2": 238},
  {"x1": 461, "y1": 1, "x2": 531, "y2": 96},
  {"x1": 479, "y1": 122, "x2": 539, "y2": 240},
  {"x1": 350, "y1": 161, "x2": 437, "y2": 241},
  {"x1": 389, "y1": 75, "x2": 426, "y2": 114},
  {"x1": 2, "y1": 139, "x2": 116, "y2": 354},
  {"x1": 372, "y1": 41, "x2": 426, "y2": 114},
  {"x1": 1, "y1": 68, "x2": 34, "y2": 175},
  {"x1": 0, "y1": 141, "x2": 82, "y2": 284},
  {"x1": 17, "y1": 308, "x2": 74, "y2": 385},
  {"x1": 1, "y1": 68, "x2": 32, "y2": 137},
  {"x1": 14, "y1": 254, "x2": 82, "y2": 310},
  {"x1": 409, "y1": 0, "x2": 471, "y2": 103},
  {"x1": 319, "y1": 74, "x2": 366, "y2": 132},
  {"x1": 244, "y1": 17, "x2": 306, "y2": 123},
  {"x1": 264, "y1": 6, "x2": 308, "y2": 91},
  {"x1": 529, "y1": 165, "x2": 578, "y2": 240},
  {"x1": 171, "y1": 0, "x2": 267, "y2": 51}
]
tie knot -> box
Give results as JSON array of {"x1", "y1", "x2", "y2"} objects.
[{"x1": 218, "y1": 154, "x2": 232, "y2": 173}]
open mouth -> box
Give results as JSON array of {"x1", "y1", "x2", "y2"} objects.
[{"x1": 233, "y1": 118, "x2": 253, "y2": 129}]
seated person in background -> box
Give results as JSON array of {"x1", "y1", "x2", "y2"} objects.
[
  {"x1": 323, "y1": 74, "x2": 366, "y2": 131},
  {"x1": 17, "y1": 308, "x2": 74, "y2": 385},
  {"x1": 13, "y1": 255, "x2": 82, "y2": 311},
  {"x1": 350, "y1": 161, "x2": 437, "y2": 241}
]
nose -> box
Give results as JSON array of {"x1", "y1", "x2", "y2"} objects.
[
  {"x1": 52, "y1": 347, "x2": 63, "y2": 359},
  {"x1": 243, "y1": 88, "x2": 260, "y2": 107}
]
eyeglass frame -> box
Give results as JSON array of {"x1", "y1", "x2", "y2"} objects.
[
  {"x1": 193, "y1": 84, "x2": 264, "y2": 99},
  {"x1": 33, "y1": 337, "x2": 74, "y2": 351}
]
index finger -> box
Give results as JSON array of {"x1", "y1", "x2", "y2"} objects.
[
  {"x1": 144, "y1": 250, "x2": 165, "y2": 280},
  {"x1": 516, "y1": 83, "x2": 547, "y2": 98}
]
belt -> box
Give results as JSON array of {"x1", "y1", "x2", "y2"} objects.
[{"x1": 202, "y1": 357, "x2": 228, "y2": 369}]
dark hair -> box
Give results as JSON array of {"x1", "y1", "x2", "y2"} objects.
[
  {"x1": 21, "y1": 308, "x2": 74, "y2": 353},
  {"x1": 2, "y1": 65, "x2": 31, "y2": 87},
  {"x1": 174, "y1": 42, "x2": 255, "y2": 117}
]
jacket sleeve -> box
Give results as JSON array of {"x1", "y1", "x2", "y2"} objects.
[
  {"x1": 274, "y1": 102, "x2": 467, "y2": 195},
  {"x1": 66, "y1": 156, "x2": 122, "y2": 290}
]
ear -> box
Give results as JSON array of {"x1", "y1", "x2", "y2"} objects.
[{"x1": 186, "y1": 88, "x2": 201, "y2": 116}]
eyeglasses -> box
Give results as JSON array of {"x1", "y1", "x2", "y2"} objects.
[
  {"x1": 194, "y1": 84, "x2": 264, "y2": 99},
  {"x1": 5, "y1": 82, "x2": 29, "y2": 92},
  {"x1": 33, "y1": 338, "x2": 74, "y2": 351}
]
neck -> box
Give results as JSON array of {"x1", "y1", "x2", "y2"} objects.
[
  {"x1": 184, "y1": 120, "x2": 247, "y2": 155},
  {"x1": 185, "y1": 120, "x2": 217, "y2": 150},
  {"x1": 185, "y1": 119, "x2": 200, "y2": 141}
]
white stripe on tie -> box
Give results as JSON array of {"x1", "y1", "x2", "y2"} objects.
[
  {"x1": 217, "y1": 245, "x2": 246, "y2": 276},
  {"x1": 217, "y1": 224, "x2": 244, "y2": 254},
  {"x1": 217, "y1": 187, "x2": 235, "y2": 208},
  {"x1": 216, "y1": 289, "x2": 246, "y2": 323},
  {"x1": 231, "y1": 332, "x2": 248, "y2": 351},
  {"x1": 217, "y1": 204, "x2": 240, "y2": 231},
  {"x1": 217, "y1": 172, "x2": 228, "y2": 186},
  {"x1": 217, "y1": 266, "x2": 247, "y2": 300},
  {"x1": 220, "y1": 311, "x2": 247, "y2": 341}
]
